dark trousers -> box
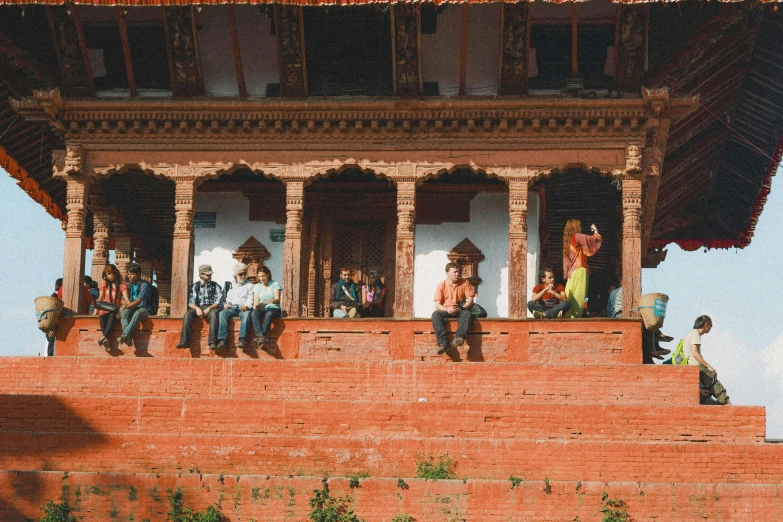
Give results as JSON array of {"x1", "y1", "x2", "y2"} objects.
[
  {"x1": 361, "y1": 303, "x2": 385, "y2": 318},
  {"x1": 99, "y1": 313, "x2": 116, "y2": 338},
  {"x1": 431, "y1": 309, "x2": 473, "y2": 347},
  {"x1": 527, "y1": 300, "x2": 571, "y2": 318},
  {"x1": 251, "y1": 307, "x2": 281, "y2": 337},
  {"x1": 179, "y1": 308, "x2": 219, "y2": 346}
]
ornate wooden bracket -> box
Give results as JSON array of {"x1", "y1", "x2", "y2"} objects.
[
  {"x1": 448, "y1": 238, "x2": 485, "y2": 288},
  {"x1": 45, "y1": 6, "x2": 93, "y2": 97},
  {"x1": 163, "y1": 6, "x2": 204, "y2": 97},
  {"x1": 275, "y1": 5, "x2": 307, "y2": 97},
  {"x1": 616, "y1": 5, "x2": 647, "y2": 93},
  {"x1": 233, "y1": 236, "x2": 272, "y2": 283},
  {"x1": 392, "y1": 3, "x2": 422, "y2": 97},
  {"x1": 499, "y1": 3, "x2": 530, "y2": 96}
]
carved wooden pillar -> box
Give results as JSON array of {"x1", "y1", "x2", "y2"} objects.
[
  {"x1": 62, "y1": 175, "x2": 91, "y2": 313},
  {"x1": 499, "y1": 3, "x2": 530, "y2": 95},
  {"x1": 154, "y1": 261, "x2": 171, "y2": 316},
  {"x1": 394, "y1": 171, "x2": 416, "y2": 317},
  {"x1": 621, "y1": 176, "x2": 643, "y2": 318},
  {"x1": 274, "y1": 5, "x2": 307, "y2": 97},
  {"x1": 134, "y1": 249, "x2": 153, "y2": 283},
  {"x1": 171, "y1": 177, "x2": 196, "y2": 316},
  {"x1": 283, "y1": 179, "x2": 305, "y2": 317},
  {"x1": 616, "y1": 6, "x2": 647, "y2": 93},
  {"x1": 392, "y1": 3, "x2": 422, "y2": 97},
  {"x1": 163, "y1": 6, "x2": 204, "y2": 97},
  {"x1": 113, "y1": 222, "x2": 133, "y2": 281},
  {"x1": 508, "y1": 177, "x2": 530, "y2": 318},
  {"x1": 89, "y1": 195, "x2": 112, "y2": 283}
]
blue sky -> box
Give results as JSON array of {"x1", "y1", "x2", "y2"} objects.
[{"x1": 1, "y1": 166, "x2": 782, "y2": 437}]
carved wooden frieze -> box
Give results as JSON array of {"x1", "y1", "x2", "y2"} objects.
[
  {"x1": 163, "y1": 6, "x2": 204, "y2": 97},
  {"x1": 46, "y1": 6, "x2": 92, "y2": 97},
  {"x1": 448, "y1": 238, "x2": 484, "y2": 288},
  {"x1": 616, "y1": 6, "x2": 647, "y2": 93},
  {"x1": 499, "y1": 3, "x2": 530, "y2": 96},
  {"x1": 274, "y1": 5, "x2": 307, "y2": 97},
  {"x1": 233, "y1": 236, "x2": 271, "y2": 282},
  {"x1": 392, "y1": 3, "x2": 422, "y2": 97}
]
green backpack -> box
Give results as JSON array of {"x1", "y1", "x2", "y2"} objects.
[{"x1": 672, "y1": 339, "x2": 689, "y2": 365}]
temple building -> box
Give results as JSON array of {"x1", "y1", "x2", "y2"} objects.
[{"x1": 1, "y1": 0, "x2": 783, "y2": 520}]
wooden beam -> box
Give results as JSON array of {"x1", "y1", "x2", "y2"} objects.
[
  {"x1": 459, "y1": 4, "x2": 468, "y2": 96},
  {"x1": 71, "y1": 6, "x2": 95, "y2": 96},
  {"x1": 117, "y1": 7, "x2": 137, "y2": 97},
  {"x1": 45, "y1": 5, "x2": 93, "y2": 97},
  {"x1": 226, "y1": 5, "x2": 248, "y2": 98}
]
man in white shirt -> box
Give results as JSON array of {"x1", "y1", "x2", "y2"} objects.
[
  {"x1": 680, "y1": 315, "x2": 731, "y2": 405},
  {"x1": 217, "y1": 263, "x2": 255, "y2": 350}
]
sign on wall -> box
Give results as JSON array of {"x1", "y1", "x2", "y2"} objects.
[
  {"x1": 194, "y1": 212, "x2": 217, "y2": 229},
  {"x1": 270, "y1": 229, "x2": 286, "y2": 242}
]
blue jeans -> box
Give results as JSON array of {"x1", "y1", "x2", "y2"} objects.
[
  {"x1": 120, "y1": 307, "x2": 149, "y2": 338},
  {"x1": 252, "y1": 307, "x2": 281, "y2": 337},
  {"x1": 527, "y1": 300, "x2": 571, "y2": 318},
  {"x1": 218, "y1": 306, "x2": 252, "y2": 341}
]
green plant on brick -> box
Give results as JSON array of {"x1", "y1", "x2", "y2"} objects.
[
  {"x1": 37, "y1": 500, "x2": 77, "y2": 522},
  {"x1": 391, "y1": 514, "x2": 415, "y2": 522},
  {"x1": 346, "y1": 472, "x2": 370, "y2": 489},
  {"x1": 167, "y1": 488, "x2": 225, "y2": 522},
  {"x1": 308, "y1": 478, "x2": 364, "y2": 522},
  {"x1": 600, "y1": 492, "x2": 630, "y2": 522},
  {"x1": 414, "y1": 453, "x2": 456, "y2": 480},
  {"x1": 543, "y1": 476, "x2": 552, "y2": 495},
  {"x1": 509, "y1": 475, "x2": 523, "y2": 489},
  {"x1": 396, "y1": 478, "x2": 409, "y2": 490}
]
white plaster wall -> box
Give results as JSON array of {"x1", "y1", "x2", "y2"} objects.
[
  {"x1": 421, "y1": 6, "x2": 461, "y2": 96},
  {"x1": 526, "y1": 191, "x2": 540, "y2": 318},
  {"x1": 193, "y1": 192, "x2": 284, "y2": 289},
  {"x1": 199, "y1": 7, "x2": 240, "y2": 97},
  {"x1": 465, "y1": 4, "x2": 501, "y2": 96},
  {"x1": 414, "y1": 192, "x2": 509, "y2": 318},
  {"x1": 235, "y1": 5, "x2": 279, "y2": 97}
]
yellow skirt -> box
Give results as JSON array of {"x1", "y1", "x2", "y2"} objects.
[{"x1": 564, "y1": 267, "x2": 588, "y2": 318}]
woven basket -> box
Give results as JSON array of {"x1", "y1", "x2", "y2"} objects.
[
  {"x1": 35, "y1": 296, "x2": 63, "y2": 332},
  {"x1": 636, "y1": 293, "x2": 668, "y2": 331}
]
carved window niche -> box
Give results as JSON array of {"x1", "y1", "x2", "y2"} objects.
[
  {"x1": 448, "y1": 238, "x2": 484, "y2": 288},
  {"x1": 233, "y1": 236, "x2": 271, "y2": 283}
]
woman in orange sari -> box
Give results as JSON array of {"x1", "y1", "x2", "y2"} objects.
[{"x1": 562, "y1": 219, "x2": 602, "y2": 318}]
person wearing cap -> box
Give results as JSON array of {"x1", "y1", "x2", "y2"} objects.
[
  {"x1": 217, "y1": 263, "x2": 255, "y2": 350},
  {"x1": 176, "y1": 264, "x2": 223, "y2": 350},
  {"x1": 118, "y1": 263, "x2": 154, "y2": 347}
]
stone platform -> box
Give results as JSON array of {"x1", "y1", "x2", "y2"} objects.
[
  {"x1": 53, "y1": 316, "x2": 643, "y2": 363},
  {"x1": 2, "y1": 318, "x2": 782, "y2": 521}
]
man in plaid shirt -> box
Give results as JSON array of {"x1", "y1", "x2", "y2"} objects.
[{"x1": 176, "y1": 264, "x2": 223, "y2": 350}]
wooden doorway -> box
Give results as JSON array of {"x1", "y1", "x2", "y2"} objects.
[{"x1": 333, "y1": 222, "x2": 387, "y2": 283}]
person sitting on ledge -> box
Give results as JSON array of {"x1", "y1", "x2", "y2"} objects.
[
  {"x1": 217, "y1": 263, "x2": 255, "y2": 350},
  {"x1": 96, "y1": 264, "x2": 128, "y2": 351},
  {"x1": 361, "y1": 271, "x2": 386, "y2": 318},
  {"x1": 177, "y1": 264, "x2": 223, "y2": 350},
  {"x1": 674, "y1": 315, "x2": 731, "y2": 405},
  {"x1": 527, "y1": 267, "x2": 570, "y2": 319},
  {"x1": 118, "y1": 263, "x2": 153, "y2": 347},
  {"x1": 330, "y1": 267, "x2": 361, "y2": 318},
  {"x1": 252, "y1": 265, "x2": 282, "y2": 347},
  {"x1": 433, "y1": 262, "x2": 476, "y2": 355}
]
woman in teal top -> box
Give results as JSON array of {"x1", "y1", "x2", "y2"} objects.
[{"x1": 251, "y1": 265, "x2": 282, "y2": 347}]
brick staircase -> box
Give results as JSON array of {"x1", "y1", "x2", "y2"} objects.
[{"x1": 1, "y1": 318, "x2": 782, "y2": 521}]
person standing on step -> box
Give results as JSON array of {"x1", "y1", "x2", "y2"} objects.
[
  {"x1": 432, "y1": 262, "x2": 476, "y2": 355},
  {"x1": 527, "y1": 268, "x2": 571, "y2": 319},
  {"x1": 562, "y1": 218, "x2": 602, "y2": 318},
  {"x1": 330, "y1": 267, "x2": 361, "y2": 318},
  {"x1": 176, "y1": 264, "x2": 223, "y2": 350},
  {"x1": 118, "y1": 263, "x2": 153, "y2": 347},
  {"x1": 251, "y1": 265, "x2": 282, "y2": 347},
  {"x1": 217, "y1": 263, "x2": 255, "y2": 350}
]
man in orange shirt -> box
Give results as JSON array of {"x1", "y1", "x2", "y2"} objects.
[{"x1": 432, "y1": 262, "x2": 476, "y2": 355}]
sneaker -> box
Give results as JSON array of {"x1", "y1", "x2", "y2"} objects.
[
  {"x1": 348, "y1": 307, "x2": 357, "y2": 318},
  {"x1": 532, "y1": 311, "x2": 545, "y2": 319},
  {"x1": 120, "y1": 335, "x2": 133, "y2": 347},
  {"x1": 436, "y1": 345, "x2": 450, "y2": 355},
  {"x1": 255, "y1": 335, "x2": 267, "y2": 346},
  {"x1": 175, "y1": 342, "x2": 189, "y2": 349},
  {"x1": 216, "y1": 340, "x2": 227, "y2": 349},
  {"x1": 237, "y1": 339, "x2": 247, "y2": 350},
  {"x1": 452, "y1": 336, "x2": 465, "y2": 348},
  {"x1": 556, "y1": 310, "x2": 564, "y2": 318},
  {"x1": 208, "y1": 344, "x2": 217, "y2": 351}
]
